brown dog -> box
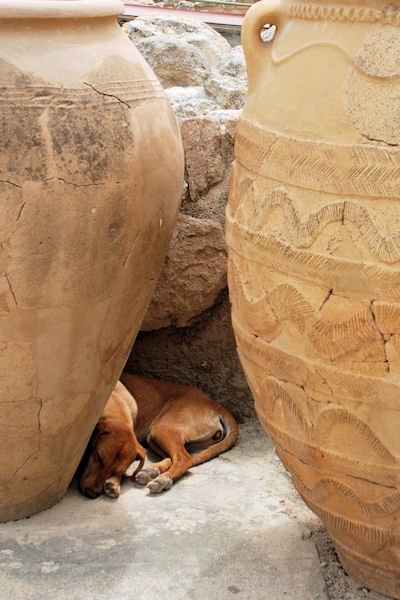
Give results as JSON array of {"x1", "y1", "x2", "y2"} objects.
[
  {"x1": 80, "y1": 373, "x2": 238, "y2": 498},
  {"x1": 80, "y1": 380, "x2": 145, "y2": 498}
]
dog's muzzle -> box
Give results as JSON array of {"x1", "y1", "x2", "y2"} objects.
[{"x1": 80, "y1": 485, "x2": 101, "y2": 499}]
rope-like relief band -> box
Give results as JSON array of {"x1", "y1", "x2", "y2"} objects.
[{"x1": 289, "y1": 2, "x2": 400, "y2": 25}]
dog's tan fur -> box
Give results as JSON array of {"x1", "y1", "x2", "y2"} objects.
[
  {"x1": 80, "y1": 373, "x2": 238, "y2": 498},
  {"x1": 80, "y1": 380, "x2": 145, "y2": 498}
]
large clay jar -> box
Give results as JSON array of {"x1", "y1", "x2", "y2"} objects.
[
  {"x1": 226, "y1": 0, "x2": 400, "y2": 596},
  {"x1": 0, "y1": 0, "x2": 183, "y2": 521}
]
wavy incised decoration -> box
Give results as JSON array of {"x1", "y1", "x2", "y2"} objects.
[
  {"x1": 269, "y1": 283, "x2": 315, "y2": 332},
  {"x1": 309, "y1": 305, "x2": 382, "y2": 361},
  {"x1": 317, "y1": 408, "x2": 395, "y2": 462},
  {"x1": 334, "y1": 538, "x2": 400, "y2": 578},
  {"x1": 242, "y1": 184, "x2": 345, "y2": 247},
  {"x1": 305, "y1": 497, "x2": 389, "y2": 545},
  {"x1": 226, "y1": 209, "x2": 400, "y2": 297},
  {"x1": 343, "y1": 202, "x2": 400, "y2": 264},
  {"x1": 233, "y1": 317, "x2": 400, "y2": 410},
  {"x1": 280, "y1": 452, "x2": 400, "y2": 531},
  {"x1": 265, "y1": 377, "x2": 312, "y2": 438},
  {"x1": 234, "y1": 182, "x2": 400, "y2": 264},
  {"x1": 261, "y1": 418, "x2": 400, "y2": 487},
  {"x1": 227, "y1": 162, "x2": 255, "y2": 221},
  {"x1": 305, "y1": 476, "x2": 400, "y2": 520},
  {"x1": 229, "y1": 258, "x2": 383, "y2": 362},
  {"x1": 227, "y1": 261, "x2": 282, "y2": 341},
  {"x1": 258, "y1": 375, "x2": 395, "y2": 462}
]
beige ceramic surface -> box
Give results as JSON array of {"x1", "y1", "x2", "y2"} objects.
[
  {"x1": 226, "y1": 0, "x2": 400, "y2": 596},
  {"x1": 0, "y1": 0, "x2": 183, "y2": 521}
]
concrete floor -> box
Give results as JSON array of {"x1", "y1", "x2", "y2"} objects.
[{"x1": 0, "y1": 421, "x2": 390, "y2": 600}]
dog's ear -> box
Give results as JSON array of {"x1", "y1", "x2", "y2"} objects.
[
  {"x1": 96, "y1": 418, "x2": 110, "y2": 433},
  {"x1": 92, "y1": 418, "x2": 110, "y2": 447}
]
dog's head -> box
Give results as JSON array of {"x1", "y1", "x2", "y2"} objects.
[{"x1": 80, "y1": 418, "x2": 140, "y2": 498}]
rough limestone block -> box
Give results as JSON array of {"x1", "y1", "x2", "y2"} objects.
[{"x1": 142, "y1": 214, "x2": 227, "y2": 330}]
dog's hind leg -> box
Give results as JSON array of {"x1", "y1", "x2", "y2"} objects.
[
  {"x1": 135, "y1": 457, "x2": 172, "y2": 485},
  {"x1": 145, "y1": 428, "x2": 195, "y2": 493},
  {"x1": 134, "y1": 435, "x2": 172, "y2": 484},
  {"x1": 146, "y1": 435, "x2": 169, "y2": 459}
]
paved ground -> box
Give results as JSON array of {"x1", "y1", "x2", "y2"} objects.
[{"x1": 0, "y1": 420, "x2": 390, "y2": 600}]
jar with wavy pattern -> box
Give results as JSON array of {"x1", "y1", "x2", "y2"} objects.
[{"x1": 226, "y1": 0, "x2": 400, "y2": 595}]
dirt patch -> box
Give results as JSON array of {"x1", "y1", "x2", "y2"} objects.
[{"x1": 313, "y1": 528, "x2": 390, "y2": 600}]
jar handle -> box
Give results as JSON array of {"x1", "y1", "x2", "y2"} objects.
[{"x1": 241, "y1": 0, "x2": 286, "y2": 91}]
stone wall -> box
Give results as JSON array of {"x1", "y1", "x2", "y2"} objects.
[{"x1": 123, "y1": 15, "x2": 255, "y2": 420}]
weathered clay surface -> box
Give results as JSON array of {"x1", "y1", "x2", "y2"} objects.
[
  {"x1": 226, "y1": 0, "x2": 400, "y2": 597},
  {"x1": 0, "y1": 1, "x2": 183, "y2": 521},
  {"x1": 142, "y1": 213, "x2": 227, "y2": 330}
]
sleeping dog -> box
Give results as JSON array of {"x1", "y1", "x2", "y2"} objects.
[{"x1": 80, "y1": 373, "x2": 238, "y2": 498}]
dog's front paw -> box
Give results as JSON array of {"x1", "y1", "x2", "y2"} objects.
[
  {"x1": 135, "y1": 466, "x2": 160, "y2": 485},
  {"x1": 104, "y1": 480, "x2": 120, "y2": 498},
  {"x1": 147, "y1": 475, "x2": 173, "y2": 493}
]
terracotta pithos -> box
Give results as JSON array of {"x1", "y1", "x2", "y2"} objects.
[
  {"x1": 226, "y1": 0, "x2": 400, "y2": 596},
  {"x1": 0, "y1": 0, "x2": 183, "y2": 521}
]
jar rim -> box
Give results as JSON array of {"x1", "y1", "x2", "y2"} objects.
[{"x1": 0, "y1": 0, "x2": 123, "y2": 19}]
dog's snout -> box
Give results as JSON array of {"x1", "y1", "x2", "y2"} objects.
[{"x1": 81, "y1": 485, "x2": 101, "y2": 499}]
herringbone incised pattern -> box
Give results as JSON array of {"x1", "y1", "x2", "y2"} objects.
[{"x1": 227, "y1": 117, "x2": 400, "y2": 596}]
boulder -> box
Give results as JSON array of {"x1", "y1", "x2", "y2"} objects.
[
  {"x1": 217, "y1": 45, "x2": 247, "y2": 80},
  {"x1": 123, "y1": 14, "x2": 247, "y2": 104},
  {"x1": 123, "y1": 15, "x2": 254, "y2": 419},
  {"x1": 141, "y1": 213, "x2": 227, "y2": 330},
  {"x1": 204, "y1": 74, "x2": 246, "y2": 110},
  {"x1": 124, "y1": 14, "x2": 233, "y2": 66},
  {"x1": 165, "y1": 86, "x2": 219, "y2": 120},
  {"x1": 125, "y1": 0, "x2": 156, "y2": 5},
  {"x1": 180, "y1": 109, "x2": 240, "y2": 210},
  {"x1": 133, "y1": 33, "x2": 211, "y2": 87}
]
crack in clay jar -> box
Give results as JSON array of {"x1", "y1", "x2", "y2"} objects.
[{"x1": 0, "y1": 0, "x2": 183, "y2": 522}]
